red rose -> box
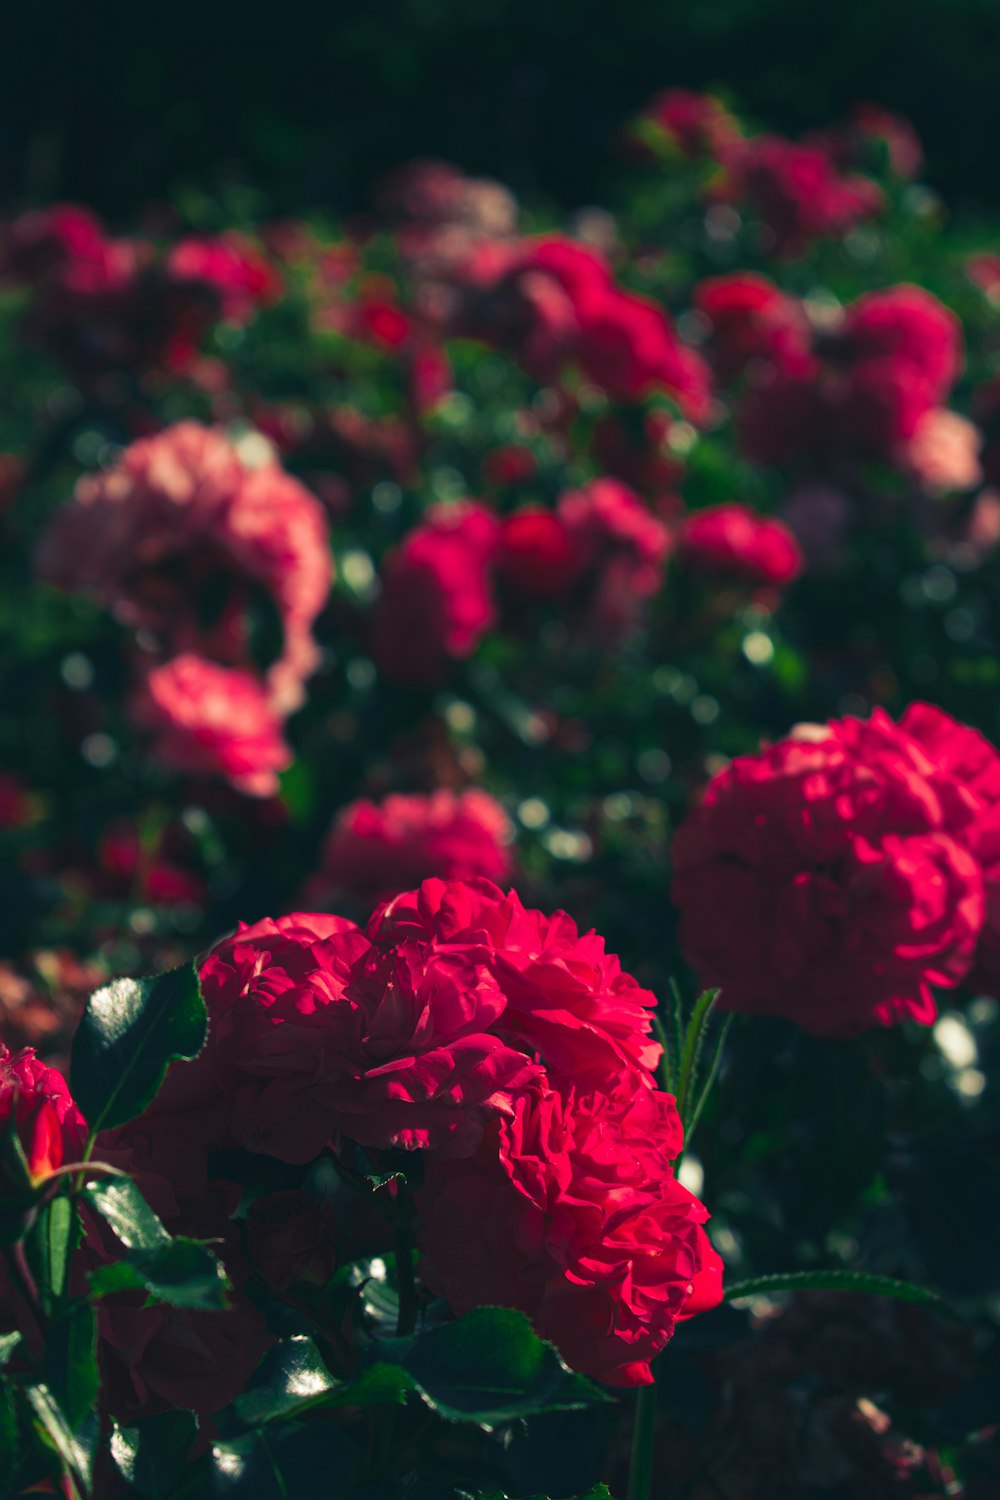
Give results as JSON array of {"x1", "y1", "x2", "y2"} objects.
[
  {"x1": 899, "y1": 703, "x2": 1000, "y2": 994},
  {"x1": 679, "y1": 503, "x2": 803, "y2": 590},
  {"x1": 693, "y1": 273, "x2": 814, "y2": 382},
  {"x1": 307, "y1": 788, "x2": 514, "y2": 910},
  {"x1": 576, "y1": 289, "x2": 713, "y2": 419},
  {"x1": 844, "y1": 286, "x2": 961, "y2": 403},
  {"x1": 131, "y1": 654, "x2": 292, "y2": 798},
  {"x1": 38, "y1": 421, "x2": 332, "y2": 713},
  {"x1": 630, "y1": 89, "x2": 742, "y2": 163},
  {"x1": 672, "y1": 710, "x2": 986, "y2": 1035},
  {"x1": 496, "y1": 507, "x2": 587, "y2": 601},
  {"x1": 557, "y1": 479, "x2": 672, "y2": 637},
  {"x1": 166, "y1": 233, "x2": 283, "y2": 325},
  {"x1": 371, "y1": 501, "x2": 500, "y2": 687},
  {"x1": 0, "y1": 1045, "x2": 87, "y2": 1186},
  {"x1": 193, "y1": 908, "x2": 538, "y2": 1159},
  {"x1": 2, "y1": 203, "x2": 107, "y2": 284},
  {"x1": 417, "y1": 1077, "x2": 719, "y2": 1386},
  {"x1": 727, "y1": 136, "x2": 882, "y2": 256},
  {"x1": 371, "y1": 878, "x2": 662, "y2": 1090}
]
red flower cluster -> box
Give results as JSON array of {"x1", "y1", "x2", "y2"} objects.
[
  {"x1": 38, "y1": 421, "x2": 332, "y2": 791},
  {"x1": 696, "y1": 277, "x2": 964, "y2": 468},
  {"x1": 121, "y1": 878, "x2": 719, "y2": 1383},
  {"x1": 374, "y1": 481, "x2": 673, "y2": 684},
  {"x1": 678, "y1": 503, "x2": 802, "y2": 594},
  {"x1": 673, "y1": 704, "x2": 1000, "y2": 1035},
  {"x1": 3, "y1": 206, "x2": 281, "y2": 382},
  {"x1": 723, "y1": 136, "x2": 883, "y2": 257},
  {"x1": 455, "y1": 235, "x2": 711, "y2": 419}
]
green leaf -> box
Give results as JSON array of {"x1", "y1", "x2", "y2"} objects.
[
  {"x1": 370, "y1": 1306, "x2": 610, "y2": 1429},
  {"x1": 233, "y1": 1337, "x2": 336, "y2": 1426},
  {"x1": 723, "y1": 1270, "x2": 957, "y2": 1317},
  {"x1": 84, "y1": 1176, "x2": 230, "y2": 1310},
  {"x1": 83, "y1": 1176, "x2": 171, "y2": 1252},
  {"x1": 683, "y1": 1012, "x2": 734, "y2": 1149},
  {"x1": 0, "y1": 1332, "x2": 21, "y2": 1367},
  {"x1": 110, "y1": 1411, "x2": 199, "y2": 1498},
  {"x1": 23, "y1": 1381, "x2": 95, "y2": 1490},
  {"x1": 25, "y1": 1192, "x2": 79, "y2": 1314},
  {"x1": 45, "y1": 1301, "x2": 99, "y2": 1432},
  {"x1": 677, "y1": 989, "x2": 720, "y2": 1126},
  {"x1": 89, "y1": 1238, "x2": 230, "y2": 1311},
  {"x1": 71, "y1": 962, "x2": 207, "y2": 1136}
]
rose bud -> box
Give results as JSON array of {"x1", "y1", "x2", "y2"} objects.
[{"x1": 0, "y1": 1046, "x2": 87, "y2": 1239}]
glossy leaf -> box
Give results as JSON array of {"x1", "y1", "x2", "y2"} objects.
[
  {"x1": 23, "y1": 1381, "x2": 95, "y2": 1490},
  {"x1": 370, "y1": 1305, "x2": 610, "y2": 1429},
  {"x1": 723, "y1": 1270, "x2": 956, "y2": 1316},
  {"x1": 89, "y1": 1238, "x2": 230, "y2": 1310},
  {"x1": 110, "y1": 1410, "x2": 199, "y2": 1498},
  {"x1": 71, "y1": 962, "x2": 207, "y2": 1135},
  {"x1": 83, "y1": 1176, "x2": 171, "y2": 1251},
  {"x1": 25, "y1": 1192, "x2": 78, "y2": 1314}
]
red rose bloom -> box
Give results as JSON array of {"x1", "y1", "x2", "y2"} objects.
[
  {"x1": 418, "y1": 1077, "x2": 720, "y2": 1386},
  {"x1": 131, "y1": 654, "x2": 292, "y2": 798},
  {"x1": 371, "y1": 878, "x2": 662, "y2": 1090},
  {"x1": 631, "y1": 89, "x2": 742, "y2": 163},
  {"x1": 191, "y1": 909, "x2": 538, "y2": 1160},
  {"x1": 672, "y1": 710, "x2": 986, "y2": 1035},
  {"x1": 371, "y1": 501, "x2": 500, "y2": 686},
  {"x1": 457, "y1": 235, "x2": 710, "y2": 418},
  {"x1": 727, "y1": 136, "x2": 883, "y2": 256},
  {"x1": 679, "y1": 503, "x2": 803, "y2": 590},
  {"x1": 166, "y1": 233, "x2": 283, "y2": 325},
  {"x1": 0, "y1": 1045, "x2": 87, "y2": 1184},
  {"x1": 557, "y1": 479, "x2": 672, "y2": 637},
  {"x1": 2, "y1": 203, "x2": 106, "y2": 284},
  {"x1": 497, "y1": 507, "x2": 587, "y2": 602},
  {"x1": 844, "y1": 286, "x2": 962, "y2": 403},
  {"x1": 694, "y1": 273, "x2": 814, "y2": 382},
  {"x1": 899, "y1": 703, "x2": 1000, "y2": 994},
  {"x1": 38, "y1": 421, "x2": 332, "y2": 713},
  {"x1": 576, "y1": 289, "x2": 713, "y2": 419},
  {"x1": 307, "y1": 788, "x2": 514, "y2": 909}
]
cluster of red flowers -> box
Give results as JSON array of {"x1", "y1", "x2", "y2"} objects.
[
  {"x1": 673, "y1": 703, "x2": 1000, "y2": 1035},
  {"x1": 0, "y1": 875, "x2": 723, "y2": 1417},
  {"x1": 630, "y1": 91, "x2": 911, "y2": 255},
  {"x1": 1, "y1": 206, "x2": 280, "y2": 383},
  {"x1": 695, "y1": 276, "x2": 967, "y2": 472}
]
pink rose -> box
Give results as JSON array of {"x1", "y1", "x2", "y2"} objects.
[{"x1": 131, "y1": 654, "x2": 292, "y2": 798}]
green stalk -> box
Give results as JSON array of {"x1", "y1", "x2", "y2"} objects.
[{"x1": 626, "y1": 1380, "x2": 658, "y2": 1500}]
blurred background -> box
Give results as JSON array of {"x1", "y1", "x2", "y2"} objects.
[{"x1": 6, "y1": 0, "x2": 1000, "y2": 217}]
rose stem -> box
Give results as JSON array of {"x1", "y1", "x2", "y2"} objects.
[{"x1": 626, "y1": 1378, "x2": 658, "y2": 1500}]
